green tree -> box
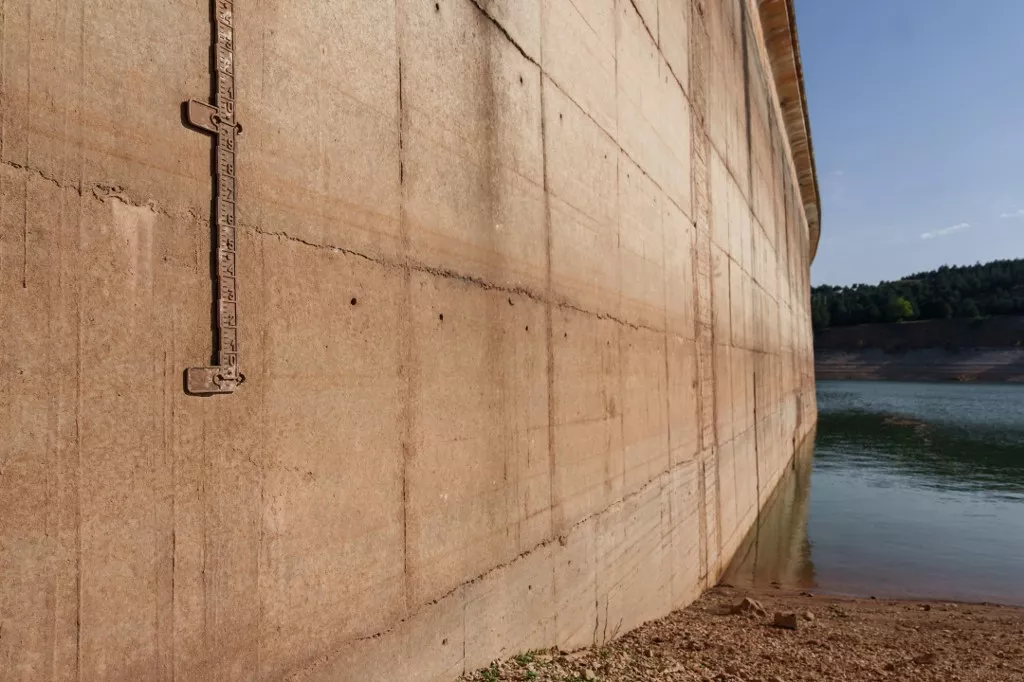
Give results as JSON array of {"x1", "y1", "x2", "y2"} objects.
[
  {"x1": 811, "y1": 294, "x2": 830, "y2": 330},
  {"x1": 811, "y1": 257, "x2": 1024, "y2": 327},
  {"x1": 885, "y1": 296, "x2": 914, "y2": 322},
  {"x1": 956, "y1": 298, "x2": 980, "y2": 318}
]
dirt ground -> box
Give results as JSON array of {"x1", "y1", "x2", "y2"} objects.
[{"x1": 462, "y1": 587, "x2": 1024, "y2": 682}]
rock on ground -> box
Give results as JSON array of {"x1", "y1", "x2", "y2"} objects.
[{"x1": 773, "y1": 612, "x2": 800, "y2": 630}]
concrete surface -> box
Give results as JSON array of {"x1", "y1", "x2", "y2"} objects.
[{"x1": 0, "y1": 0, "x2": 817, "y2": 680}]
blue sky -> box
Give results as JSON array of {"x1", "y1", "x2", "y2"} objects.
[{"x1": 795, "y1": 0, "x2": 1024, "y2": 286}]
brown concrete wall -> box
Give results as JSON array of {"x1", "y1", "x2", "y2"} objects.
[{"x1": 0, "y1": 0, "x2": 816, "y2": 680}]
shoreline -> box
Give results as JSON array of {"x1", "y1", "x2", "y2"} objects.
[
  {"x1": 813, "y1": 348, "x2": 1024, "y2": 383},
  {"x1": 812, "y1": 375, "x2": 1024, "y2": 384},
  {"x1": 463, "y1": 587, "x2": 1024, "y2": 681},
  {"x1": 721, "y1": 580, "x2": 1024, "y2": 611}
]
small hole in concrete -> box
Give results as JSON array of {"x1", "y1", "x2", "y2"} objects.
[
  {"x1": 564, "y1": 332, "x2": 568, "y2": 338},
  {"x1": 525, "y1": 325, "x2": 529, "y2": 332},
  {"x1": 442, "y1": 637, "x2": 448, "y2": 645},
  {"x1": 350, "y1": 297, "x2": 357, "y2": 305},
  {"x1": 559, "y1": 113, "x2": 563, "y2": 121},
  {"x1": 528, "y1": 584, "x2": 532, "y2": 590},
  {"x1": 519, "y1": 75, "x2": 524, "y2": 84},
  {"x1": 434, "y1": 2, "x2": 440, "y2": 10},
  {"x1": 508, "y1": 297, "x2": 514, "y2": 306},
  {"x1": 439, "y1": 313, "x2": 444, "y2": 321}
]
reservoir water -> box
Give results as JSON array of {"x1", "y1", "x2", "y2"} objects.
[{"x1": 725, "y1": 380, "x2": 1024, "y2": 605}]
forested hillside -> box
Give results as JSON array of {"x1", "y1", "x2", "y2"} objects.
[{"x1": 812, "y1": 259, "x2": 1024, "y2": 330}]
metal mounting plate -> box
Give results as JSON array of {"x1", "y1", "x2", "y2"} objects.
[
  {"x1": 186, "y1": 99, "x2": 218, "y2": 134},
  {"x1": 186, "y1": 366, "x2": 243, "y2": 394}
]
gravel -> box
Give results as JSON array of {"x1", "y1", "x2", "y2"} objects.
[{"x1": 462, "y1": 587, "x2": 1024, "y2": 681}]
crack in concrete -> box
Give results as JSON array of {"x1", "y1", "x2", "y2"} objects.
[
  {"x1": 2, "y1": 158, "x2": 71, "y2": 194},
  {"x1": 4, "y1": 153, "x2": 668, "y2": 336},
  {"x1": 2, "y1": 158, "x2": 171, "y2": 216},
  {"x1": 243, "y1": 223, "x2": 665, "y2": 336},
  {"x1": 92, "y1": 184, "x2": 170, "y2": 216}
]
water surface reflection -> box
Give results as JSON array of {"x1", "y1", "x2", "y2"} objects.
[
  {"x1": 723, "y1": 381, "x2": 1024, "y2": 605},
  {"x1": 725, "y1": 432, "x2": 816, "y2": 591}
]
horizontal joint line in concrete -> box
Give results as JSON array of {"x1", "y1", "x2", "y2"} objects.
[
  {"x1": 288, "y1": 453, "x2": 705, "y2": 679},
  {"x1": 542, "y1": 74, "x2": 695, "y2": 225},
  {"x1": 624, "y1": 0, "x2": 690, "y2": 99},
  {"x1": 467, "y1": 0, "x2": 538, "y2": 68}
]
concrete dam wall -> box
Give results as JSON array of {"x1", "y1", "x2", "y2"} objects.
[{"x1": 0, "y1": 0, "x2": 819, "y2": 679}]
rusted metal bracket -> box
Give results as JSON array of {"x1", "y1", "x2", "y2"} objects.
[{"x1": 184, "y1": 0, "x2": 243, "y2": 395}]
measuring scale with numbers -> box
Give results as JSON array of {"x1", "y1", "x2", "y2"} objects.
[{"x1": 184, "y1": 0, "x2": 243, "y2": 394}]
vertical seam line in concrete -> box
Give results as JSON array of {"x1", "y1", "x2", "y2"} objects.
[
  {"x1": 541, "y1": 68, "x2": 557, "y2": 547},
  {"x1": 698, "y1": 6, "x2": 723, "y2": 579},
  {"x1": 53, "y1": 1, "x2": 72, "y2": 672},
  {"x1": 752, "y1": 369, "x2": 761, "y2": 562},
  {"x1": 613, "y1": 5, "x2": 623, "y2": 496},
  {"x1": 395, "y1": 0, "x2": 412, "y2": 622},
  {"x1": 160, "y1": 343, "x2": 174, "y2": 679},
  {"x1": 538, "y1": 5, "x2": 560, "y2": 642},
  {"x1": 74, "y1": 2, "x2": 84, "y2": 672},
  {"x1": 249, "y1": 11, "x2": 267, "y2": 679},
  {"x1": 616, "y1": 174, "x2": 626, "y2": 497},
  {"x1": 661, "y1": 199, "x2": 672, "y2": 475},
  {"x1": 629, "y1": 0, "x2": 687, "y2": 104},
  {"x1": 155, "y1": 333, "x2": 165, "y2": 680},
  {"x1": 740, "y1": 0, "x2": 753, "y2": 202},
  {"x1": 20, "y1": 0, "x2": 31, "y2": 288},
  {"x1": 541, "y1": 71, "x2": 689, "y2": 222},
  {"x1": 255, "y1": 231, "x2": 267, "y2": 682},
  {"x1": 47, "y1": 32, "x2": 64, "y2": 670},
  {"x1": 200, "y1": 418, "x2": 210, "y2": 667},
  {"x1": 0, "y1": 0, "x2": 6, "y2": 162},
  {"x1": 461, "y1": 599, "x2": 468, "y2": 677},
  {"x1": 689, "y1": 0, "x2": 707, "y2": 586}
]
